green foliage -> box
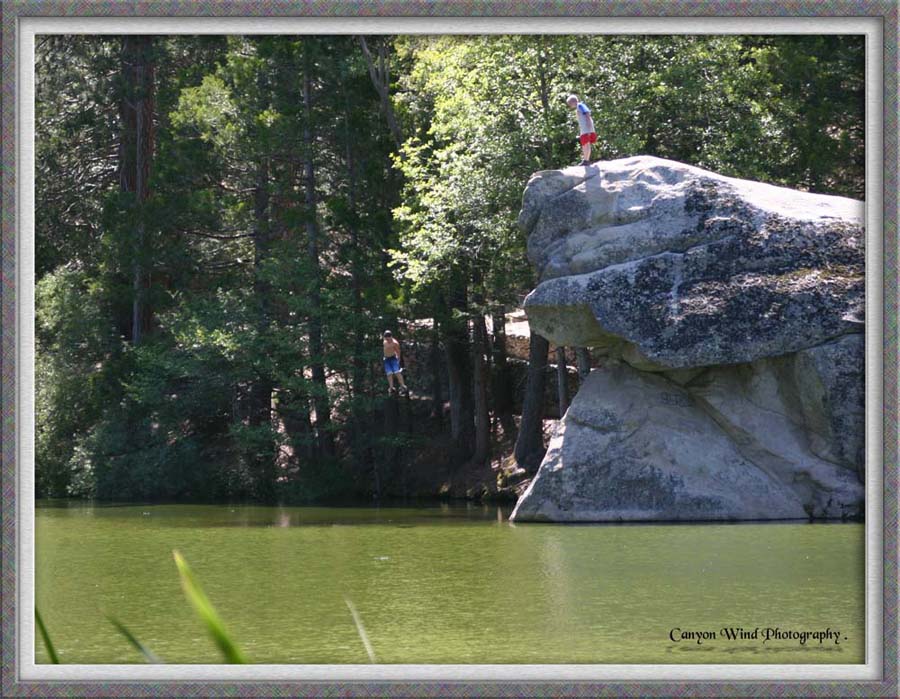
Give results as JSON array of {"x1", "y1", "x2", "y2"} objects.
[
  {"x1": 35, "y1": 267, "x2": 122, "y2": 497},
  {"x1": 35, "y1": 36, "x2": 120, "y2": 278},
  {"x1": 72, "y1": 295, "x2": 271, "y2": 500},
  {"x1": 171, "y1": 74, "x2": 242, "y2": 147},
  {"x1": 389, "y1": 33, "x2": 865, "y2": 331},
  {"x1": 392, "y1": 36, "x2": 557, "y2": 303},
  {"x1": 747, "y1": 36, "x2": 864, "y2": 197},
  {"x1": 35, "y1": 34, "x2": 865, "y2": 505}
]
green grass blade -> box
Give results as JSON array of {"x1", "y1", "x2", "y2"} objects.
[
  {"x1": 344, "y1": 597, "x2": 377, "y2": 663},
  {"x1": 172, "y1": 550, "x2": 246, "y2": 664},
  {"x1": 35, "y1": 607, "x2": 60, "y2": 664},
  {"x1": 107, "y1": 616, "x2": 163, "y2": 663}
]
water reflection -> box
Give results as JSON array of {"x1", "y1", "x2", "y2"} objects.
[
  {"x1": 34, "y1": 502, "x2": 863, "y2": 665},
  {"x1": 35, "y1": 501, "x2": 513, "y2": 528}
]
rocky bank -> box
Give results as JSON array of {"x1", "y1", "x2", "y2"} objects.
[{"x1": 510, "y1": 155, "x2": 865, "y2": 522}]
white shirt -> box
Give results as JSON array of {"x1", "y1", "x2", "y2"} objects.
[{"x1": 576, "y1": 102, "x2": 595, "y2": 135}]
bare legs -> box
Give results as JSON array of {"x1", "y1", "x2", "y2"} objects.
[{"x1": 387, "y1": 371, "x2": 407, "y2": 393}]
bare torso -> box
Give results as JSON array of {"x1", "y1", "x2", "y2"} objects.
[{"x1": 383, "y1": 338, "x2": 400, "y2": 358}]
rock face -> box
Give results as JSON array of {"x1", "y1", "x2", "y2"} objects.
[
  {"x1": 511, "y1": 156, "x2": 865, "y2": 522},
  {"x1": 521, "y1": 156, "x2": 864, "y2": 368}
]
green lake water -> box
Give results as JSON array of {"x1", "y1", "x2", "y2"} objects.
[{"x1": 35, "y1": 501, "x2": 864, "y2": 664}]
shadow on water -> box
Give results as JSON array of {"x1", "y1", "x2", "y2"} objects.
[
  {"x1": 35, "y1": 498, "x2": 515, "y2": 528},
  {"x1": 36, "y1": 498, "x2": 861, "y2": 529}
]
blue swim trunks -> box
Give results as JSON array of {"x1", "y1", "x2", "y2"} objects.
[{"x1": 383, "y1": 356, "x2": 402, "y2": 375}]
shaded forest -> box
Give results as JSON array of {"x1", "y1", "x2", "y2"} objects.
[{"x1": 35, "y1": 34, "x2": 865, "y2": 503}]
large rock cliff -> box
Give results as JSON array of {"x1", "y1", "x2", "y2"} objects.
[{"x1": 510, "y1": 156, "x2": 865, "y2": 522}]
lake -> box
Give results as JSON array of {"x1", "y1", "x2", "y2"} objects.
[{"x1": 34, "y1": 501, "x2": 864, "y2": 664}]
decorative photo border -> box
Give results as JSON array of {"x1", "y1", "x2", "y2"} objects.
[{"x1": 2, "y1": 2, "x2": 897, "y2": 697}]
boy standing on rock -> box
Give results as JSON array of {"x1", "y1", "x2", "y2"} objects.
[
  {"x1": 566, "y1": 94, "x2": 597, "y2": 166},
  {"x1": 382, "y1": 330, "x2": 408, "y2": 395}
]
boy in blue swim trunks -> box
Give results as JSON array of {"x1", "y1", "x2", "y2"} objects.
[{"x1": 383, "y1": 330, "x2": 407, "y2": 395}]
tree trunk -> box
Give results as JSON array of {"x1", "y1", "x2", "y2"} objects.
[
  {"x1": 247, "y1": 62, "x2": 275, "y2": 502},
  {"x1": 490, "y1": 306, "x2": 516, "y2": 437},
  {"x1": 357, "y1": 36, "x2": 403, "y2": 151},
  {"x1": 576, "y1": 347, "x2": 592, "y2": 383},
  {"x1": 429, "y1": 324, "x2": 444, "y2": 425},
  {"x1": 119, "y1": 35, "x2": 155, "y2": 345},
  {"x1": 441, "y1": 284, "x2": 475, "y2": 464},
  {"x1": 555, "y1": 346, "x2": 570, "y2": 416},
  {"x1": 536, "y1": 39, "x2": 556, "y2": 169},
  {"x1": 302, "y1": 43, "x2": 335, "y2": 460},
  {"x1": 472, "y1": 312, "x2": 491, "y2": 465},
  {"x1": 380, "y1": 393, "x2": 399, "y2": 498},
  {"x1": 339, "y1": 62, "x2": 369, "y2": 472},
  {"x1": 348, "y1": 173, "x2": 368, "y2": 469},
  {"x1": 279, "y1": 387, "x2": 315, "y2": 466},
  {"x1": 514, "y1": 330, "x2": 549, "y2": 471}
]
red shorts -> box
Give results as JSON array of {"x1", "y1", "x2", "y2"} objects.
[{"x1": 579, "y1": 132, "x2": 597, "y2": 146}]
